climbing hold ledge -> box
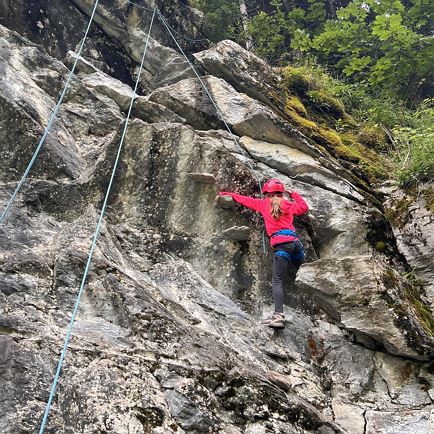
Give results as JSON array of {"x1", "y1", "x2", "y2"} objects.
[
  {"x1": 222, "y1": 226, "x2": 250, "y2": 241},
  {"x1": 188, "y1": 173, "x2": 216, "y2": 184}
]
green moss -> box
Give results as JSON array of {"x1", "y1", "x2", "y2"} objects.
[
  {"x1": 422, "y1": 186, "x2": 434, "y2": 213},
  {"x1": 284, "y1": 104, "x2": 320, "y2": 131},
  {"x1": 318, "y1": 128, "x2": 342, "y2": 147},
  {"x1": 375, "y1": 241, "x2": 386, "y2": 251},
  {"x1": 285, "y1": 96, "x2": 307, "y2": 116},
  {"x1": 285, "y1": 103, "x2": 345, "y2": 149},
  {"x1": 285, "y1": 100, "x2": 387, "y2": 183},
  {"x1": 404, "y1": 285, "x2": 434, "y2": 336},
  {"x1": 339, "y1": 133, "x2": 389, "y2": 182},
  {"x1": 281, "y1": 66, "x2": 317, "y2": 95},
  {"x1": 358, "y1": 125, "x2": 388, "y2": 152},
  {"x1": 382, "y1": 269, "x2": 434, "y2": 336},
  {"x1": 384, "y1": 197, "x2": 412, "y2": 229},
  {"x1": 307, "y1": 90, "x2": 346, "y2": 118},
  {"x1": 279, "y1": 68, "x2": 388, "y2": 184}
]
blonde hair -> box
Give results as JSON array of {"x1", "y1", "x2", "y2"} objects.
[{"x1": 270, "y1": 195, "x2": 283, "y2": 220}]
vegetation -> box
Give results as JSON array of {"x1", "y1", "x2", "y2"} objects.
[
  {"x1": 382, "y1": 268, "x2": 434, "y2": 337},
  {"x1": 190, "y1": 0, "x2": 433, "y2": 188},
  {"x1": 188, "y1": 0, "x2": 243, "y2": 42},
  {"x1": 246, "y1": 0, "x2": 433, "y2": 100}
]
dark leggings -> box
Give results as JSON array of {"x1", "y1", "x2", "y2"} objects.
[{"x1": 272, "y1": 242, "x2": 304, "y2": 313}]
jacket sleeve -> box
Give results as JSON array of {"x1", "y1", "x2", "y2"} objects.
[
  {"x1": 221, "y1": 192, "x2": 263, "y2": 212},
  {"x1": 285, "y1": 191, "x2": 309, "y2": 215}
]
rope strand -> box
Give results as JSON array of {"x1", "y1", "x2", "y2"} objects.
[
  {"x1": 37, "y1": 8, "x2": 156, "y2": 434},
  {"x1": 156, "y1": 9, "x2": 262, "y2": 191},
  {"x1": 156, "y1": 8, "x2": 267, "y2": 253},
  {"x1": 0, "y1": 0, "x2": 100, "y2": 226}
]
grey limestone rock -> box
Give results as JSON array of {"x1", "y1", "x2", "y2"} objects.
[
  {"x1": 365, "y1": 408, "x2": 434, "y2": 434},
  {"x1": 0, "y1": 3, "x2": 433, "y2": 434},
  {"x1": 131, "y1": 97, "x2": 187, "y2": 123},
  {"x1": 194, "y1": 39, "x2": 287, "y2": 124},
  {"x1": 80, "y1": 70, "x2": 136, "y2": 111},
  {"x1": 296, "y1": 256, "x2": 434, "y2": 360},
  {"x1": 222, "y1": 225, "x2": 251, "y2": 241},
  {"x1": 188, "y1": 172, "x2": 217, "y2": 184},
  {"x1": 384, "y1": 186, "x2": 434, "y2": 306},
  {"x1": 149, "y1": 75, "x2": 322, "y2": 158},
  {"x1": 215, "y1": 194, "x2": 236, "y2": 209}
]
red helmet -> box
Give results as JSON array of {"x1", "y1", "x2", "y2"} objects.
[{"x1": 262, "y1": 179, "x2": 285, "y2": 194}]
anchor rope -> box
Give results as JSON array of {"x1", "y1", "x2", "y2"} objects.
[
  {"x1": 37, "y1": 8, "x2": 156, "y2": 433},
  {"x1": 156, "y1": 9, "x2": 267, "y2": 252},
  {"x1": 0, "y1": 0, "x2": 101, "y2": 225}
]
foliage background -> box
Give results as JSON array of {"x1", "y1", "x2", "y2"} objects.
[{"x1": 190, "y1": 0, "x2": 434, "y2": 187}]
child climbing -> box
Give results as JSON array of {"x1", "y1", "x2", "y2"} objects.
[{"x1": 218, "y1": 179, "x2": 309, "y2": 329}]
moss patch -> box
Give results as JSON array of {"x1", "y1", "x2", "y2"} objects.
[
  {"x1": 382, "y1": 269, "x2": 434, "y2": 339},
  {"x1": 375, "y1": 241, "x2": 386, "y2": 251},
  {"x1": 284, "y1": 101, "x2": 388, "y2": 183},
  {"x1": 404, "y1": 285, "x2": 434, "y2": 337},
  {"x1": 422, "y1": 186, "x2": 434, "y2": 213},
  {"x1": 279, "y1": 68, "x2": 389, "y2": 185},
  {"x1": 285, "y1": 102, "x2": 340, "y2": 145},
  {"x1": 358, "y1": 125, "x2": 388, "y2": 152},
  {"x1": 281, "y1": 66, "x2": 317, "y2": 95},
  {"x1": 307, "y1": 90, "x2": 346, "y2": 119},
  {"x1": 384, "y1": 196, "x2": 412, "y2": 229},
  {"x1": 339, "y1": 133, "x2": 390, "y2": 181},
  {"x1": 285, "y1": 96, "x2": 307, "y2": 116}
]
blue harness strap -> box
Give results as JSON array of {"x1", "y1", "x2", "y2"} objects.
[
  {"x1": 274, "y1": 230, "x2": 306, "y2": 262},
  {"x1": 275, "y1": 250, "x2": 291, "y2": 261},
  {"x1": 289, "y1": 249, "x2": 305, "y2": 261},
  {"x1": 275, "y1": 249, "x2": 306, "y2": 262},
  {"x1": 271, "y1": 229, "x2": 298, "y2": 239}
]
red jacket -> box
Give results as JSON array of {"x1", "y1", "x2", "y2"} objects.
[{"x1": 220, "y1": 191, "x2": 309, "y2": 246}]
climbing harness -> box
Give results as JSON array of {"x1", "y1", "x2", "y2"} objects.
[
  {"x1": 271, "y1": 237, "x2": 306, "y2": 262},
  {"x1": 271, "y1": 229, "x2": 299, "y2": 239},
  {"x1": 275, "y1": 247, "x2": 305, "y2": 262},
  {"x1": 0, "y1": 0, "x2": 100, "y2": 225},
  {"x1": 275, "y1": 250, "x2": 291, "y2": 261},
  {"x1": 272, "y1": 230, "x2": 305, "y2": 261},
  {"x1": 37, "y1": 8, "x2": 156, "y2": 434}
]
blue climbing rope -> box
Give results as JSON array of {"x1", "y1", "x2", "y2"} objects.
[
  {"x1": 0, "y1": 0, "x2": 100, "y2": 226},
  {"x1": 126, "y1": 0, "x2": 208, "y2": 43},
  {"x1": 156, "y1": 9, "x2": 267, "y2": 253},
  {"x1": 125, "y1": 0, "x2": 154, "y2": 11},
  {"x1": 37, "y1": 8, "x2": 156, "y2": 434},
  {"x1": 156, "y1": 9, "x2": 262, "y2": 191}
]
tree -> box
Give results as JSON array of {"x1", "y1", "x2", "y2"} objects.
[
  {"x1": 312, "y1": 0, "x2": 434, "y2": 100},
  {"x1": 189, "y1": 0, "x2": 244, "y2": 44},
  {"x1": 245, "y1": 0, "x2": 433, "y2": 100},
  {"x1": 239, "y1": 0, "x2": 253, "y2": 50}
]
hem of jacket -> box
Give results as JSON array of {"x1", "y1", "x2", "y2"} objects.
[{"x1": 270, "y1": 235, "x2": 298, "y2": 247}]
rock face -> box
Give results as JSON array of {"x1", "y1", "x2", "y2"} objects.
[
  {"x1": 0, "y1": 2, "x2": 433, "y2": 434},
  {"x1": 383, "y1": 186, "x2": 434, "y2": 306},
  {"x1": 296, "y1": 256, "x2": 434, "y2": 360}
]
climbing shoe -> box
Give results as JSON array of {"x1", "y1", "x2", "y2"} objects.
[{"x1": 261, "y1": 313, "x2": 285, "y2": 329}]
